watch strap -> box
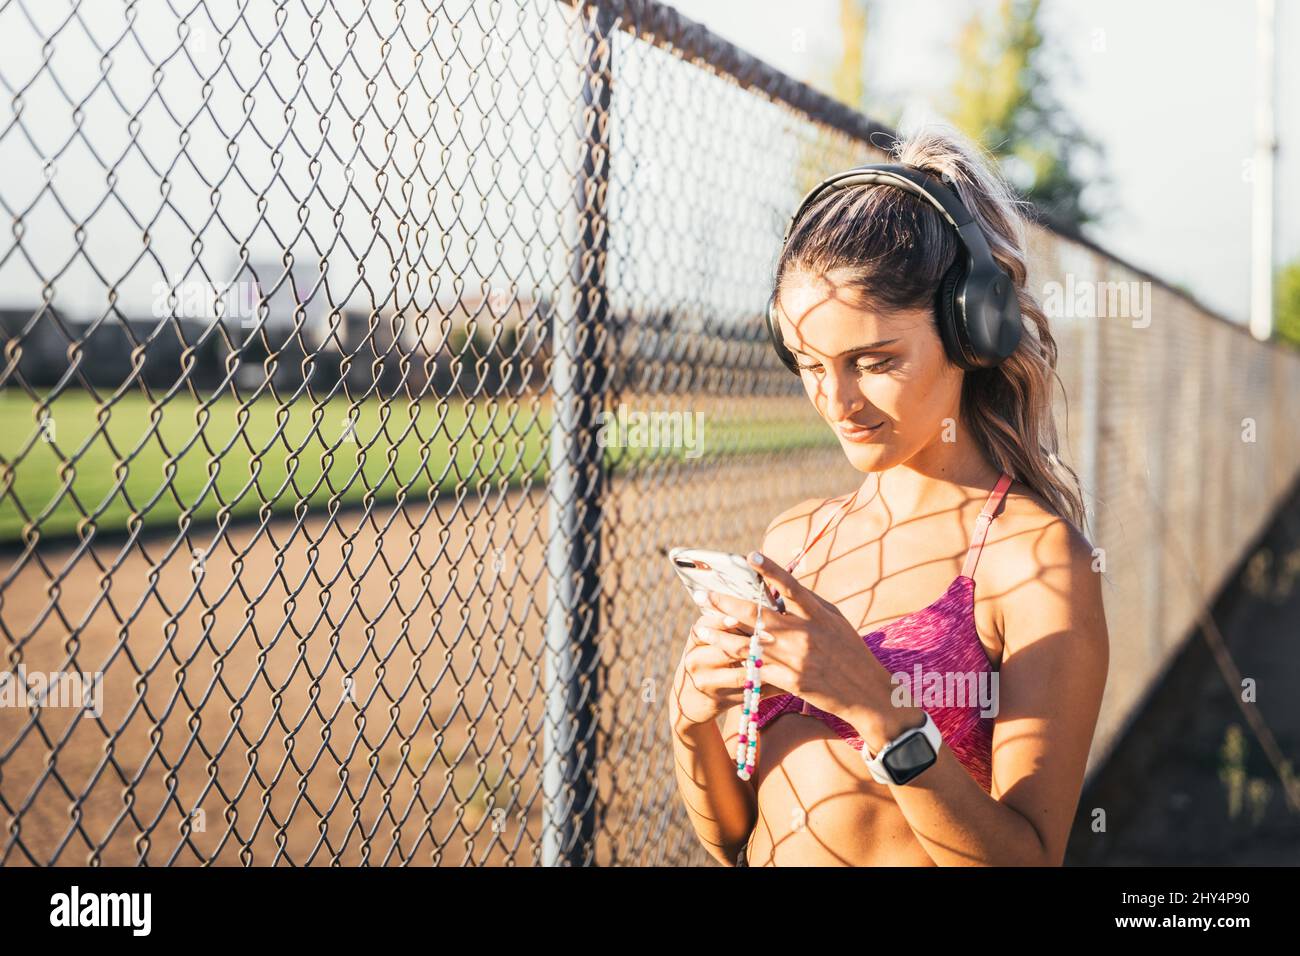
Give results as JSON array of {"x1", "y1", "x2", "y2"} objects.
[{"x1": 862, "y1": 710, "x2": 942, "y2": 785}]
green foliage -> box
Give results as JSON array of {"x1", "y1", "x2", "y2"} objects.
[
  {"x1": 1275, "y1": 258, "x2": 1300, "y2": 350},
  {"x1": 950, "y1": 0, "x2": 1109, "y2": 227},
  {"x1": 830, "y1": 0, "x2": 867, "y2": 110},
  {"x1": 448, "y1": 323, "x2": 491, "y2": 360},
  {"x1": 826, "y1": 0, "x2": 902, "y2": 128}
]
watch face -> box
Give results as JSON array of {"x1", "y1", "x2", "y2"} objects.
[{"x1": 883, "y1": 732, "x2": 937, "y2": 784}]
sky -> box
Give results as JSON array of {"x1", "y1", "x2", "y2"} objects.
[
  {"x1": 0, "y1": 1, "x2": 580, "y2": 325},
  {"x1": 0, "y1": 0, "x2": 1292, "y2": 330},
  {"x1": 668, "y1": 0, "x2": 1298, "y2": 325}
]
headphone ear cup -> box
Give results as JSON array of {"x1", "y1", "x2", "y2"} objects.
[
  {"x1": 934, "y1": 260, "x2": 978, "y2": 371},
  {"x1": 973, "y1": 271, "x2": 1024, "y2": 362},
  {"x1": 960, "y1": 268, "x2": 1023, "y2": 366},
  {"x1": 766, "y1": 290, "x2": 801, "y2": 374}
]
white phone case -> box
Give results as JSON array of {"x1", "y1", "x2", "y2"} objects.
[{"x1": 667, "y1": 547, "x2": 781, "y2": 611}]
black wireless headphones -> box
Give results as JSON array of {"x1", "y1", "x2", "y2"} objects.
[{"x1": 765, "y1": 163, "x2": 1023, "y2": 373}]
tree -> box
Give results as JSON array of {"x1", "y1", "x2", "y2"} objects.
[
  {"x1": 791, "y1": 2, "x2": 899, "y2": 222},
  {"x1": 828, "y1": 0, "x2": 900, "y2": 129},
  {"x1": 949, "y1": 0, "x2": 1109, "y2": 228},
  {"x1": 1276, "y1": 259, "x2": 1300, "y2": 350}
]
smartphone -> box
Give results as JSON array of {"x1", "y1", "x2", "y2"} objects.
[{"x1": 667, "y1": 547, "x2": 783, "y2": 612}]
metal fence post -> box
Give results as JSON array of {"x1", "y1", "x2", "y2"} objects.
[{"x1": 543, "y1": 0, "x2": 614, "y2": 867}]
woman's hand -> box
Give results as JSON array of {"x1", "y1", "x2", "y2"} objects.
[
  {"x1": 670, "y1": 592, "x2": 785, "y2": 727},
  {"x1": 691, "y1": 552, "x2": 895, "y2": 735}
]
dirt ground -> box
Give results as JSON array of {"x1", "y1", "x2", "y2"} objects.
[
  {"x1": 1066, "y1": 478, "x2": 1300, "y2": 865},
  {"x1": 11, "y1": 423, "x2": 1293, "y2": 868},
  {"x1": 0, "y1": 436, "x2": 855, "y2": 866}
]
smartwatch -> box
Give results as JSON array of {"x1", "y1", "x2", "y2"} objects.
[{"x1": 862, "y1": 710, "x2": 942, "y2": 786}]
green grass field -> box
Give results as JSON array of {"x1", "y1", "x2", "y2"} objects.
[{"x1": 0, "y1": 390, "x2": 835, "y2": 543}]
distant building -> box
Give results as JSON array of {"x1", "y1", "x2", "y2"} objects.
[
  {"x1": 222, "y1": 258, "x2": 331, "y2": 343},
  {"x1": 328, "y1": 292, "x2": 553, "y2": 396},
  {"x1": 0, "y1": 289, "x2": 556, "y2": 398}
]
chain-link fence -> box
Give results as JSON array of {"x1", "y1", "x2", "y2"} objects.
[{"x1": 1, "y1": 0, "x2": 1298, "y2": 867}]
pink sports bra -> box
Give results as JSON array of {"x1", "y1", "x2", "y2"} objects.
[{"x1": 753, "y1": 472, "x2": 1014, "y2": 794}]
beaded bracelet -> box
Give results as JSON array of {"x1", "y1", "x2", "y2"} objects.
[{"x1": 735, "y1": 600, "x2": 764, "y2": 780}]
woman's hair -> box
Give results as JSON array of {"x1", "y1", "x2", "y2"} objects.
[{"x1": 773, "y1": 123, "x2": 1088, "y2": 533}]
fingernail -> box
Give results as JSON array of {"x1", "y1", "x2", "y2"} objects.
[
  {"x1": 748, "y1": 552, "x2": 763, "y2": 566},
  {"x1": 723, "y1": 615, "x2": 738, "y2": 627},
  {"x1": 692, "y1": 589, "x2": 707, "y2": 605}
]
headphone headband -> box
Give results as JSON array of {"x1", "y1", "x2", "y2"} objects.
[{"x1": 780, "y1": 163, "x2": 974, "y2": 245}]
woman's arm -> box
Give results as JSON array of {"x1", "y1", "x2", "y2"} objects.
[
  {"x1": 668, "y1": 496, "x2": 829, "y2": 865},
  {"x1": 668, "y1": 699, "x2": 756, "y2": 866},
  {"x1": 842, "y1": 513, "x2": 1110, "y2": 865}
]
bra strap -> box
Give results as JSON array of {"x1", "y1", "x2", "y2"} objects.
[
  {"x1": 784, "y1": 486, "x2": 861, "y2": 572},
  {"x1": 961, "y1": 472, "x2": 1014, "y2": 579}
]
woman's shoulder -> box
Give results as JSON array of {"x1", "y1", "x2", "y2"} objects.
[
  {"x1": 982, "y1": 478, "x2": 1108, "y2": 645},
  {"x1": 991, "y1": 478, "x2": 1099, "y2": 575}
]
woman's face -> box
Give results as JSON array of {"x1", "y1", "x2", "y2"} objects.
[{"x1": 774, "y1": 268, "x2": 964, "y2": 472}]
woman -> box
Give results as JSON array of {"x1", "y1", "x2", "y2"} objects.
[{"x1": 668, "y1": 126, "x2": 1109, "y2": 867}]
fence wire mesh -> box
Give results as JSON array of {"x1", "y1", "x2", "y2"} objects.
[{"x1": 1, "y1": 0, "x2": 1298, "y2": 867}]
